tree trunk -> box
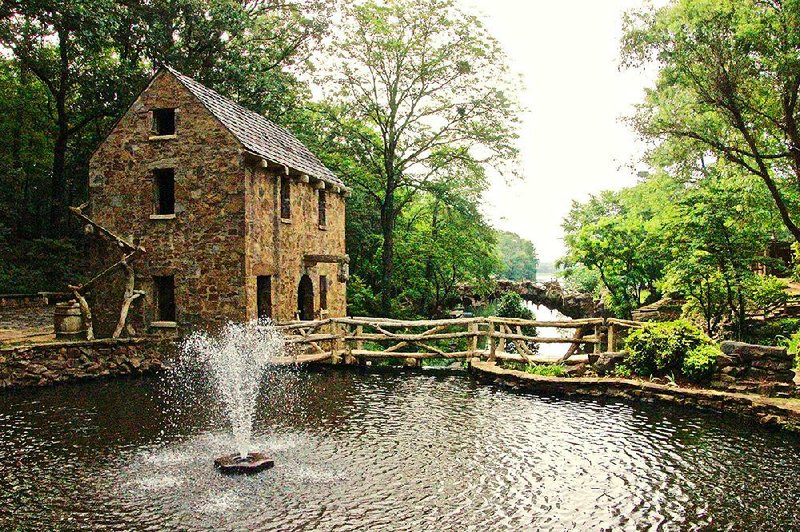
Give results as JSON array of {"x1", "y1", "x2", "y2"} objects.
[
  {"x1": 50, "y1": 126, "x2": 68, "y2": 235},
  {"x1": 380, "y1": 187, "x2": 396, "y2": 316}
]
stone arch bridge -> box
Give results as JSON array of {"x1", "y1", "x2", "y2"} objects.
[{"x1": 458, "y1": 279, "x2": 600, "y2": 319}]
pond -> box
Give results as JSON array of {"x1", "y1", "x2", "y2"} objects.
[{"x1": 1, "y1": 370, "x2": 799, "y2": 530}]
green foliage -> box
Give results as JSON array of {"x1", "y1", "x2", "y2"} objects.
[
  {"x1": 681, "y1": 344, "x2": 721, "y2": 383},
  {"x1": 746, "y1": 318, "x2": 800, "y2": 346},
  {"x1": 746, "y1": 276, "x2": 789, "y2": 318},
  {"x1": 561, "y1": 264, "x2": 601, "y2": 296},
  {"x1": 621, "y1": 0, "x2": 800, "y2": 256},
  {"x1": 624, "y1": 320, "x2": 711, "y2": 377},
  {"x1": 496, "y1": 230, "x2": 538, "y2": 280},
  {"x1": 0, "y1": 233, "x2": 87, "y2": 293},
  {"x1": 496, "y1": 292, "x2": 533, "y2": 321},
  {"x1": 612, "y1": 364, "x2": 633, "y2": 378},
  {"x1": 524, "y1": 364, "x2": 565, "y2": 377},
  {"x1": 318, "y1": 0, "x2": 521, "y2": 314},
  {"x1": 560, "y1": 175, "x2": 676, "y2": 317},
  {"x1": 494, "y1": 292, "x2": 538, "y2": 354}
]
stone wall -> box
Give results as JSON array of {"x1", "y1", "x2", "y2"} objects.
[
  {"x1": 712, "y1": 341, "x2": 797, "y2": 397},
  {"x1": 89, "y1": 70, "x2": 248, "y2": 336},
  {"x1": 244, "y1": 166, "x2": 347, "y2": 322},
  {"x1": 87, "y1": 68, "x2": 348, "y2": 336},
  {"x1": 0, "y1": 337, "x2": 175, "y2": 388},
  {"x1": 471, "y1": 360, "x2": 800, "y2": 433}
]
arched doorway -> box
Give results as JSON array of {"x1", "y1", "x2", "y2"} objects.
[{"x1": 297, "y1": 275, "x2": 314, "y2": 321}]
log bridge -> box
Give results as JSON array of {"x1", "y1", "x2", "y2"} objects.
[{"x1": 273, "y1": 316, "x2": 645, "y2": 366}]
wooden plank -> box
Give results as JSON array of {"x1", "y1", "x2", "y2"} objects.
[
  {"x1": 337, "y1": 317, "x2": 484, "y2": 328},
  {"x1": 344, "y1": 331, "x2": 481, "y2": 342},
  {"x1": 492, "y1": 332, "x2": 600, "y2": 344},
  {"x1": 349, "y1": 350, "x2": 472, "y2": 359},
  {"x1": 488, "y1": 316, "x2": 603, "y2": 328}
]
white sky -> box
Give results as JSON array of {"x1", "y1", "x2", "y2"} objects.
[{"x1": 467, "y1": 0, "x2": 662, "y2": 263}]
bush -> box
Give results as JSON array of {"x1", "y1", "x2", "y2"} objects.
[
  {"x1": 524, "y1": 364, "x2": 565, "y2": 377},
  {"x1": 681, "y1": 344, "x2": 720, "y2": 383},
  {"x1": 495, "y1": 292, "x2": 538, "y2": 354},
  {"x1": 613, "y1": 364, "x2": 633, "y2": 378},
  {"x1": 624, "y1": 319, "x2": 710, "y2": 377}
]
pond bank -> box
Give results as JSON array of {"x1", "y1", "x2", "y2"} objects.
[{"x1": 469, "y1": 360, "x2": 800, "y2": 433}]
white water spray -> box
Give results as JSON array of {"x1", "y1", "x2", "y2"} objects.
[{"x1": 180, "y1": 319, "x2": 285, "y2": 458}]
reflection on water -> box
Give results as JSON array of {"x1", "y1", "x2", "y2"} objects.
[
  {"x1": 528, "y1": 302, "x2": 573, "y2": 358},
  {"x1": 1, "y1": 371, "x2": 799, "y2": 530}
]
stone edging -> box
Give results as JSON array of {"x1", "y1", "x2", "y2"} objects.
[{"x1": 469, "y1": 360, "x2": 800, "y2": 434}]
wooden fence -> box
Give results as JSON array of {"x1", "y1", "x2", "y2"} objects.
[{"x1": 273, "y1": 316, "x2": 646, "y2": 366}]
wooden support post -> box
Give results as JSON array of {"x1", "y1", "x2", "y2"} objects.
[
  {"x1": 607, "y1": 323, "x2": 616, "y2": 353},
  {"x1": 497, "y1": 324, "x2": 507, "y2": 353},
  {"x1": 468, "y1": 322, "x2": 478, "y2": 357},
  {"x1": 330, "y1": 321, "x2": 342, "y2": 364},
  {"x1": 593, "y1": 324, "x2": 601, "y2": 354},
  {"x1": 489, "y1": 321, "x2": 496, "y2": 363}
]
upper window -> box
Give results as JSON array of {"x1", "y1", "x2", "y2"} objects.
[
  {"x1": 318, "y1": 189, "x2": 327, "y2": 227},
  {"x1": 152, "y1": 108, "x2": 176, "y2": 135},
  {"x1": 280, "y1": 176, "x2": 291, "y2": 220},
  {"x1": 153, "y1": 168, "x2": 175, "y2": 215}
]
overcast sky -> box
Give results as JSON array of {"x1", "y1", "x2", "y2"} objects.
[{"x1": 467, "y1": 0, "x2": 662, "y2": 263}]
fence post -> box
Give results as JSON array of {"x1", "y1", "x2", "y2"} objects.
[
  {"x1": 593, "y1": 324, "x2": 601, "y2": 354},
  {"x1": 468, "y1": 322, "x2": 478, "y2": 357},
  {"x1": 497, "y1": 323, "x2": 506, "y2": 354},
  {"x1": 607, "y1": 323, "x2": 616, "y2": 353},
  {"x1": 330, "y1": 320, "x2": 342, "y2": 364},
  {"x1": 489, "y1": 320, "x2": 496, "y2": 363}
]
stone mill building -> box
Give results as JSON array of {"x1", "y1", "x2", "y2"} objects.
[{"x1": 87, "y1": 66, "x2": 348, "y2": 337}]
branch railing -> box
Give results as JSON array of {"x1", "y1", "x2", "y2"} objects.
[{"x1": 274, "y1": 316, "x2": 646, "y2": 365}]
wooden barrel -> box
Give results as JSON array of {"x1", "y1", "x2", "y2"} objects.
[{"x1": 54, "y1": 300, "x2": 86, "y2": 340}]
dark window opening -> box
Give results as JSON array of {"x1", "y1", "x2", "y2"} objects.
[
  {"x1": 154, "y1": 168, "x2": 175, "y2": 215},
  {"x1": 280, "y1": 177, "x2": 291, "y2": 219},
  {"x1": 257, "y1": 276, "x2": 272, "y2": 319},
  {"x1": 154, "y1": 275, "x2": 175, "y2": 321},
  {"x1": 319, "y1": 275, "x2": 328, "y2": 310},
  {"x1": 152, "y1": 108, "x2": 176, "y2": 135},
  {"x1": 318, "y1": 189, "x2": 327, "y2": 227}
]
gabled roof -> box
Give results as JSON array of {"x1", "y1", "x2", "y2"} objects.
[{"x1": 164, "y1": 66, "x2": 345, "y2": 189}]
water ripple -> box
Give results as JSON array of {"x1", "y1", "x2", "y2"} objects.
[{"x1": 1, "y1": 372, "x2": 799, "y2": 530}]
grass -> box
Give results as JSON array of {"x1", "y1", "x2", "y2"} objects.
[{"x1": 505, "y1": 360, "x2": 566, "y2": 377}]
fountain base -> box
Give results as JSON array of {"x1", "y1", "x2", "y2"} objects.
[{"x1": 214, "y1": 452, "x2": 274, "y2": 475}]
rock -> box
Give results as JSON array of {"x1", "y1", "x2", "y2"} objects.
[{"x1": 593, "y1": 352, "x2": 626, "y2": 376}]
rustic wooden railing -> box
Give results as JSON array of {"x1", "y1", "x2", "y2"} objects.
[{"x1": 273, "y1": 316, "x2": 646, "y2": 366}]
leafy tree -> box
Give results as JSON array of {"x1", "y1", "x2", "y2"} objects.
[
  {"x1": 496, "y1": 231, "x2": 538, "y2": 281},
  {"x1": 561, "y1": 175, "x2": 675, "y2": 317},
  {"x1": 318, "y1": 0, "x2": 521, "y2": 314},
  {"x1": 622, "y1": 0, "x2": 800, "y2": 244}
]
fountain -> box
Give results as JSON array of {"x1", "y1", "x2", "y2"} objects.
[{"x1": 180, "y1": 318, "x2": 285, "y2": 474}]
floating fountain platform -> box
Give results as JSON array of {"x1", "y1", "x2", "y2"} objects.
[{"x1": 214, "y1": 452, "x2": 274, "y2": 475}]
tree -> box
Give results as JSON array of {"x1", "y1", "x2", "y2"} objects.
[
  {"x1": 561, "y1": 175, "x2": 675, "y2": 317},
  {"x1": 660, "y1": 175, "x2": 780, "y2": 338},
  {"x1": 496, "y1": 231, "x2": 538, "y2": 281},
  {"x1": 622, "y1": 0, "x2": 800, "y2": 244},
  {"x1": 0, "y1": 0, "x2": 143, "y2": 233},
  {"x1": 319, "y1": 0, "x2": 520, "y2": 314}
]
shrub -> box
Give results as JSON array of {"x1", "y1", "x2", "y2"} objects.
[
  {"x1": 682, "y1": 344, "x2": 720, "y2": 383},
  {"x1": 524, "y1": 364, "x2": 565, "y2": 377},
  {"x1": 495, "y1": 292, "x2": 538, "y2": 354},
  {"x1": 612, "y1": 364, "x2": 633, "y2": 378},
  {"x1": 624, "y1": 319, "x2": 710, "y2": 377}
]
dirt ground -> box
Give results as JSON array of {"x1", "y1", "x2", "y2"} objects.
[{"x1": 0, "y1": 306, "x2": 55, "y2": 346}]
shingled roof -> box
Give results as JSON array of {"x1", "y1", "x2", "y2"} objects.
[{"x1": 164, "y1": 66, "x2": 345, "y2": 189}]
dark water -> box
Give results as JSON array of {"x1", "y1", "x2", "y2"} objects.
[{"x1": 1, "y1": 370, "x2": 799, "y2": 531}]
